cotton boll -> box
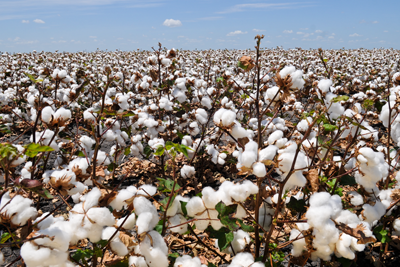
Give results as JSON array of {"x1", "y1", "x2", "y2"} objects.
[
  {"x1": 290, "y1": 229, "x2": 307, "y2": 256},
  {"x1": 138, "y1": 184, "x2": 157, "y2": 196},
  {"x1": 86, "y1": 207, "x2": 115, "y2": 226},
  {"x1": 117, "y1": 214, "x2": 136, "y2": 230},
  {"x1": 109, "y1": 188, "x2": 135, "y2": 210},
  {"x1": 318, "y1": 79, "x2": 332, "y2": 94},
  {"x1": 140, "y1": 231, "x2": 168, "y2": 267},
  {"x1": 336, "y1": 233, "x2": 355, "y2": 260},
  {"x1": 259, "y1": 203, "x2": 274, "y2": 230},
  {"x1": 348, "y1": 191, "x2": 364, "y2": 206},
  {"x1": 218, "y1": 181, "x2": 234, "y2": 205},
  {"x1": 209, "y1": 209, "x2": 223, "y2": 230},
  {"x1": 228, "y1": 252, "x2": 255, "y2": 267},
  {"x1": 54, "y1": 107, "x2": 71, "y2": 121},
  {"x1": 213, "y1": 108, "x2": 236, "y2": 127},
  {"x1": 362, "y1": 201, "x2": 386, "y2": 226},
  {"x1": 268, "y1": 130, "x2": 283, "y2": 145},
  {"x1": 252, "y1": 162, "x2": 266, "y2": 177},
  {"x1": 169, "y1": 214, "x2": 188, "y2": 234},
  {"x1": 258, "y1": 145, "x2": 278, "y2": 162},
  {"x1": 186, "y1": 196, "x2": 206, "y2": 217},
  {"x1": 235, "y1": 205, "x2": 247, "y2": 219},
  {"x1": 129, "y1": 256, "x2": 148, "y2": 267},
  {"x1": 231, "y1": 124, "x2": 249, "y2": 139},
  {"x1": 230, "y1": 180, "x2": 258, "y2": 202},
  {"x1": 202, "y1": 187, "x2": 221, "y2": 209},
  {"x1": 265, "y1": 86, "x2": 281, "y2": 102},
  {"x1": 41, "y1": 106, "x2": 54, "y2": 123},
  {"x1": 136, "y1": 212, "x2": 159, "y2": 234},
  {"x1": 0, "y1": 252, "x2": 3, "y2": 265},
  {"x1": 173, "y1": 255, "x2": 203, "y2": 267},
  {"x1": 20, "y1": 242, "x2": 68, "y2": 267}
]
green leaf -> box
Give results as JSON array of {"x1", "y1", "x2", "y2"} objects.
[
  {"x1": 24, "y1": 143, "x2": 54, "y2": 158},
  {"x1": 373, "y1": 225, "x2": 391, "y2": 244},
  {"x1": 374, "y1": 100, "x2": 384, "y2": 112},
  {"x1": 180, "y1": 201, "x2": 188, "y2": 216},
  {"x1": 336, "y1": 257, "x2": 354, "y2": 267},
  {"x1": 362, "y1": 99, "x2": 374, "y2": 110},
  {"x1": 216, "y1": 202, "x2": 239, "y2": 231},
  {"x1": 339, "y1": 175, "x2": 356, "y2": 186},
  {"x1": 155, "y1": 219, "x2": 164, "y2": 234},
  {"x1": 107, "y1": 162, "x2": 117, "y2": 172},
  {"x1": 287, "y1": 197, "x2": 307, "y2": 213},
  {"x1": 216, "y1": 77, "x2": 224, "y2": 83},
  {"x1": 154, "y1": 146, "x2": 165, "y2": 156},
  {"x1": 322, "y1": 124, "x2": 338, "y2": 132},
  {"x1": 165, "y1": 141, "x2": 173, "y2": 151},
  {"x1": 1, "y1": 232, "x2": 15, "y2": 244},
  {"x1": 144, "y1": 145, "x2": 152, "y2": 157},
  {"x1": 0, "y1": 143, "x2": 18, "y2": 160},
  {"x1": 157, "y1": 177, "x2": 180, "y2": 192},
  {"x1": 332, "y1": 95, "x2": 349, "y2": 103},
  {"x1": 237, "y1": 219, "x2": 255, "y2": 232},
  {"x1": 208, "y1": 263, "x2": 217, "y2": 267},
  {"x1": 207, "y1": 226, "x2": 234, "y2": 251},
  {"x1": 323, "y1": 58, "x2": 329, "y2": 62},
  {"x1": 124, "y1": 147, "x2": 130, "y2": 156},
  {"x1": 122, "y1": 111, "x2": 136, "y2": 117}
]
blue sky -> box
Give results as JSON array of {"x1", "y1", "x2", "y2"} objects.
[{"x1": 0, "y1": 0, "x2": 398, "y2": 52}]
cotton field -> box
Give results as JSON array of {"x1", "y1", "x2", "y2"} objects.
[{"x1": 1, "y1": 38, "x2": 400, "y2": 266}]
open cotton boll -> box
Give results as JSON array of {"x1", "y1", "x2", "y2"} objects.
[
  {"x1": 0, "y1": 251, "x2": 3, "y2": 265},
  {"x1": 138, "y1": 184, "x2": 157, "y2": 196},
  {"x1": 297, "y1": 117, "x2": 312, "y2": 132},
  {"x1": 259, "y1": 203, "x2": 274, "y2": 230},
  {"x1": 265, "y1": 86, "x2": 281, "y2": 102},
  {"x1": 41, "y1": 106, "x2": 54, "y2": 123},
  {"x1": 129, "y1": 256, "x2": 148, "y2": 267},
  {"x1": 235, "y1": 205, "x2": 247, "y2": 219},
  {"x1": 218, "y1": 181, "x2": 234, "y2": 205},
  {"x1": 258, "y1": 145, "x2": 278, "y2": 162},
  {"x1": 181, "y1": 165, "x2": 196, "y2": 178},
  {"x1": 252, "y1": 162, "x2": 266, "y2": 177},
  {"x1": 102, "y1": 227, "x2": 128, "y2": 256},
  {"x1": 348, "y1": 191, "x2": 364, "y2": 206},
  {"x1": 230, "y1": 180, "x2": 258, "y2": 202},
  {"x1": 173, "y1": 255, "x2": 204, "y2": 267},
  {"x1": 0, "y1": 193, "x2": 38, "y2": 226},
  {"x1": 213, "y1": 108, "x2": 236, "y2": 127},
  {"x1": 227, "y1": 252, "x2": 255, "y2": 267},
  {"x1": 54, "y1": 107, "x2": 71, "y2": 121},
  {"x1": 318, "y1": 79, "x2": 332, "y2": 94},
  {"x1": 139, "y1": 230, "x2": 168, "y2": 267},
  {"x1": 20, "y1": 241, "x2": 68, "y2": 267},
  {"x1": 109, "y1": 188, "x2": 135, "y2": 210},
  {"x1": 202, "y1": 187, "x2": 221, "y2": 209},
  {"x1": 201, "y1": 95, "x2": 212, "y2": 109},
  {"x1": 117, "y1": 214, "x2": 136, "y2": 230},
  {"x1": 195, "y1": 108, "x2": 208, "y2": 124},
  {"x1": 186, "y1": 196, "x2": 206, "y2": 217},
  {"x1": 169, "y1": 214, "x2": 188, "y2": 234},
  {"x1": 362, "y1": 201, "x2": 386, "y2": 226},
  {"x1": 231, "y1": 123, "x2": 249, "y2": 139},
  {"x1": 335, "y1": 233, "x2": 356, "y2": 260},
  {"x1": 290, "y1": 229, "x2": 307, "y2": 256},
  {"x1": 268, "y1": 130, "x2": 283, "y2": 145}
]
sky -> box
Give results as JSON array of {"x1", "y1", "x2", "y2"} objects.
[{"x1": 0, "y1": 0, "x2": 398, "y2": 53}]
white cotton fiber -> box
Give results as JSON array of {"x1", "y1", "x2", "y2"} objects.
[
  {"x1": 129, "y1": 256, "x2": 148, "y2": 267},
  {"x1": 202, "y1": 187, "x2": 221, "y2": 209},
  {"x1": 252, "y1": 162, "x2": 266, "y2": 177},
  {"x1": 213, "y1": 108, "x2": 236, "y2": 127},
  {"x1": 318, "y1": 79, "x2": 332, "y2": 94},
  {"x1": 186, "y1": 196, "x2": 205, "y2": 217},
  {"x1": 117, "y1": 214, "x2": 136, "y2": 230},
  {"x1": 181, "y1": 165, "x2": 196, "y2": 178},
  {"x1": 173, "y1": 255, "x2": 203, "y2": 267},
  {"x1": 41, "y1": 106, "x2": 54, "y2": 123}
]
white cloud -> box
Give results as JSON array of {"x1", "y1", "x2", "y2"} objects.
[
  {"x1": 33, "y1": 19, "x2": 45, "y2": 23},
  {"x1": 163, "y1": 19, "x2": 182, "y2": 28},
  {"x1": 296, "y1": 31, "x2": 304, "y2": 35},
  {"x1": 21, "y1": 20, "x2": 29, "y2": 23},
  {"x1": 384, "y1": 30, "x2": 388, "y2": 33},
  {"x1": 315, "y1": 30, "x2": 322, "y2": 33},
  {"x1": 300, "y1": 28, "x2": 308, "y2": 30},
  {"x1": 372, "y1": 21, "x2": 378, "y2": 24},
  {"x1": 227, "y1": 30, "x2": 247, "y2": 36},
  {"x1": 253, "y1": 29, "x2": 265, "y2": 32},
  {"x1": 283, "y1": 30, "x2": 293, "y2": 34},
  {"x1": 89, "y1": 36, "x2": 97, "y2": 38},
  {"x1": 328, "y1": 36, "x2": 334, "y2": 39},
  {"x1": 349, "y1": 33, "x2": 361, "y2": 37}
]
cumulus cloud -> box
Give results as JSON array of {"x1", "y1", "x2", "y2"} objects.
[
  {"x1": 163, "y1": 19, "x2": 182, "y2": 28},
  {"x1": 33, "y1": 19, "x2": 45, "y2": 24},
  {"x1": 315, "y1": 30, "x2": 322, "y2": 33},
  {"x1": 283, "y1": 30, "x2": 293, "y2": 33},
  {"x1": 349, "y1": 33, "x2": 361, "y2": 37},
  {"x1": 372, "y1": 21, "x2": 378, "y2": 24},
  {"x1": 89, "y1": 36, "x2": 97, "y2": 38},
  {"x1": 21, "y1": 20, "x2": 29, "y2": 23},
  {"x1": 227, "y1": 30, "x2": 247, "y2": 36},
  {"x1": 253, "y1": 29, "x2": 265, "y2": 32},
  {"x1": 296, "y1": 31, "x2": 304, "y2": 35}
]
